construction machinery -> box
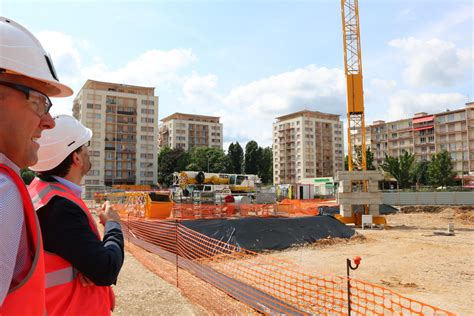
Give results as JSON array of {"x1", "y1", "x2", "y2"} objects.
[
  {"x1": 173, "y1": 171, "x2": 261, "y2": 193},
  {"x1": 337, "y1": 0, "x2": 386, "y2": 225}
]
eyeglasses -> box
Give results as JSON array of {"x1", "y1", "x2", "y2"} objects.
[{"x1": 0, "y1": 82, "x2": 53, "y2": 117}]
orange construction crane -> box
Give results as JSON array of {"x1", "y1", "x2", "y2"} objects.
[{"x1": 341, "y1": 0, "x2": 367, "y2": 171}]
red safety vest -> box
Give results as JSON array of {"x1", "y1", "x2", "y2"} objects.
[
  {"x1": 0, "y1": 164, "x2": 45, "y2": 316},
  {"x1": 28, "y1": 177, "x2": 115, "y2": 316}
]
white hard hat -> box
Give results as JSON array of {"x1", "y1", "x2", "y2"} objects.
[
  {"x1": 0, "y1": 16, "x2": 73, "y2": 97},
  {"x1": 30, "y1": 115, "x2": 92, "y2": 172}
]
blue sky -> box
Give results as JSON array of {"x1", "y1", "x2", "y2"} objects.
[{"x1": 1, "y1": 0, "x2": 472, "y2": 148}]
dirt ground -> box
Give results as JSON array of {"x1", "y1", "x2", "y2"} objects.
[
  {"x1": 112, "y1": 250, "x2": 205, "y2": 315},
  {"x1": 264, "y1": 207, "x2": 474, "y2": 315},
  {"x1": 111, "y1": 207, "x2": 473, "y2": 315}
]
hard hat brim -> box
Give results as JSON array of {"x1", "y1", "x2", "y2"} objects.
[{"x1": 0, "y1": 72, "x2": 73, "y2": 97}]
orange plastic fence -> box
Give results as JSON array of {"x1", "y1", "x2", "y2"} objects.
[
  {"x1": 172, "y1": 199, "x2": 338, "y2": 219},
  {"x1": 122, "y1": 216, "x2": 454, "y2": 315}
]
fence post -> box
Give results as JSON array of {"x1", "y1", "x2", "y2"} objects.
[
  {"x1": 176, "y1": 219, "x2": 179, "y2": 288},
  {"x1": 346, "y1": 256, "x2": 361, "y2": 315}
]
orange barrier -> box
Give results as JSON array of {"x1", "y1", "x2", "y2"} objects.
[
  {"x1": 171, "y1": 199, "x2": 338, "y2": 220},
  {"x1": 121, "y1": 216, "x2": 454, "y2": 315}
]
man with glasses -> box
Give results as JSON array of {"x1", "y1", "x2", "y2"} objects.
[
  {"x1": 0, "y1": 17, "x2": 72, "y2": 315},
  {"x1": 28, "y1": 115, "x2": 124, "y2": 316}
]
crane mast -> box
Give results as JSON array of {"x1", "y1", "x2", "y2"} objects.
[{"x1": 341, "y1": 0, "x2": 366, "y2": 171}]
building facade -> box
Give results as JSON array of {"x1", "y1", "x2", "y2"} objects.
[
  {"x1": 362, "y1": 102, "x2": 474, "y2": 176},
  {"x1": 158, "y1": 113, "x2": 223, "y2": 151},
  {"x1": 272, "y1": 110, "x2": 344, "y2": 184},
  {"x1": 73, "y1": 80, "x2": 159, "y2": 189}
]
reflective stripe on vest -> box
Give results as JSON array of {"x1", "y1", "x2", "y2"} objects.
[
  {"x1": 0, "y1": 164, "x2": 46, "y2": 315},
  {"x1": 30, "y1": 178, "x2": 99, "y2": 236},
  {"x1": 31, "y1": 182, "x2": 68, "y2": 208},
  {"x1": 45, "y1": 267, "x2": 76, "y2": 289}
]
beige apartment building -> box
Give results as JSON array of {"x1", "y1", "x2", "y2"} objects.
[
  {"x1": 363, "y1": 102, "x2": 474, "y2": 176},
  {"x1": 272, "y1": 110, "x2": 344, "y2": 184},
  {"x1": 158, "y1": 113, "x2": 223, "y2": 150},
  {"x1": 73, "y1": 80, "x2": 159, "y2": 189}
]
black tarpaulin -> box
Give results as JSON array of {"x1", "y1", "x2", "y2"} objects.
[{"x1": 181, "y1": 216, "x2": 355, "y2": 252}]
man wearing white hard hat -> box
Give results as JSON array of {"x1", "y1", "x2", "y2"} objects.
[
  {"x1": 28, "y1": 115, "x2": 124, "y2": 316},
  {"x1": 0, "y1": 17, "x2": 73, "y2": 314}
]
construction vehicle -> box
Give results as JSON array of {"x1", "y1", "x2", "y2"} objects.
[
  {"x1": 337, "y1": 0, "x2": 386, "y2": 225},
  {"x1": 173, "y1": 171, "x2": 261, "y2": 193}
]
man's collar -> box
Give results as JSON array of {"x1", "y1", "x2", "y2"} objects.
[{"x1": 51, "y1": 175, "x2": 83, "y2": 198}]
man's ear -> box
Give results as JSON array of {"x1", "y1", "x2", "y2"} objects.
[{"x1": 72, "y1": 150, "x2": 82, "y2": 166}]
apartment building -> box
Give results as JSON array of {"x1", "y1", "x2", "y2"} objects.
[
  {"x1": 363, "y1": 102, "x2": 474, "y2": 176},
  {"x1": 272, "y1": 110, "x2": 344, "y2": 184},
  {"x1": 158, "y1": 113, "x2": 223, "y2": 150},
  {"x1": 72, "y1": 79, "x2": 159, "y2": 189}
]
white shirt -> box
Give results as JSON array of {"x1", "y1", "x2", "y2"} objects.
[{"x1": 0, "y1": 153, "x2": 31, "y2": 305}]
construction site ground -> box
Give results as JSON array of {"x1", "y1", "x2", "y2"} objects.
[
  {"x1": 112, "y1": 249, "x2": 206, "y2": 315},
  {"x1": 110, "y1": 206, "x2": 473, "y2": 315},
  {"x1": 264, "y1": 206, "x2": 474, "y2": 315}
]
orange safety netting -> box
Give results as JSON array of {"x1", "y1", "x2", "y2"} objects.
[
  {"x1": 172, "y1": 199, "x2": 338, "y2": 219},
  {"x1": 122, "y1": 216, "x2": 454, "y2": 315}
]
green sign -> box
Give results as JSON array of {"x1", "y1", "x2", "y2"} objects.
[{"x1": 314, "y1": 178, "x2": 331, "y2": 183}]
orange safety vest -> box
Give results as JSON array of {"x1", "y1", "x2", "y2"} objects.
[
  {"x1": 28, "y1": 177, "x2": 115, "y2": 316},
  {"x1": 0, "y1": 164, "x2": 45, "y2": 316}
]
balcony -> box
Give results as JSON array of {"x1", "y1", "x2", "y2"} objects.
[{"x1": 117, "y1": 110, "x2": 136, "y2": 115}]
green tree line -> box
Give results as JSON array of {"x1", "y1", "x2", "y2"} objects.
[
  {"x1": 157, "y1": 141, "x2": 273, "y2": 187},
  {"x1": 345, "y1": 146, "x2": 458, "y2": 189}
]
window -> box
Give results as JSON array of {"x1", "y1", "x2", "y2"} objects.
[
  {"x1": 87, "y1": 170, "x2": 100, "y2": 176},
  {"x1": 141, "y1": 108, "x2": 154, "y2": 115},
  {"x1": 141, "y1": 135, "x2": 154, "y2": 141},
  {"x1": 87, "y1": 103, "x2": 94, "y2": 109},
  {"x1": 141, "y1": 117, "x2": 154, "y2": 123},
  {"x1": 141, "y1": 100, "x2": 155, "y2": 105},
  {"x1": 141, "y1": 126, "x2": 154, "y2": 132}
]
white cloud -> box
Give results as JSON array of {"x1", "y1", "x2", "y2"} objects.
[
  {"x1": 387, "y1": 91, "x2": 468, "y2": 120},
  {"x1": 36, "y1": 31, "x2": 83, "y2": 84},
  {"x1": 389, "y1": 37, "x2": 472, "y2": 87},
  {"x1": 82, "y1": 49, "x2": 197, "y2": 87},
  {"x1": 180, "y1": 72, "x2": 220, "y2": 106},
  {"x1": 224, "y1": 65, "x2": 346, "y2": 118}
]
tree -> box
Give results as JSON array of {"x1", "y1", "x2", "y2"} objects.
[
  {"x1": 20, "y1": 168, "x2": 35, "y2": 185},
  {"x1": 427, "y1": 150, "x2": 456, "y2": 187},
  {"x1": 345, "y1": 146, "x2": 375, "y2": 171},
  {"x1": 157, "y1": 147, "x2": 189, "y2": 187},
  {"x1": 353, "y1": 145, "x2": 376, "y2": 170},
  {"x1": 227, "y1": 142, "x2": 244, "y2": 174},
  {"x1": 258, "y1": 146, "x2": 273, "y2": 184},
  {"x1": 410, "y1": 160, "x2": 429, "y2": 189},
  {"x1": 244, "y1": 140, "x2": 260, "y2": 175},
  {"x1": 187, "y1": 147, "x2": 230, "y2": 173},
  {"x1": 380, "y1": 151, "x2": 415, "y2": 189}
]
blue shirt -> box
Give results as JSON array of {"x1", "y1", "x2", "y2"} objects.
[{"x1": 52, "y1": 176, "x2": 82, "y2": 198}]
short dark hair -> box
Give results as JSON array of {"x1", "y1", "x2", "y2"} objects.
[{"x1": 38, "y1": 146, "x2": 83, "y2": 178}]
